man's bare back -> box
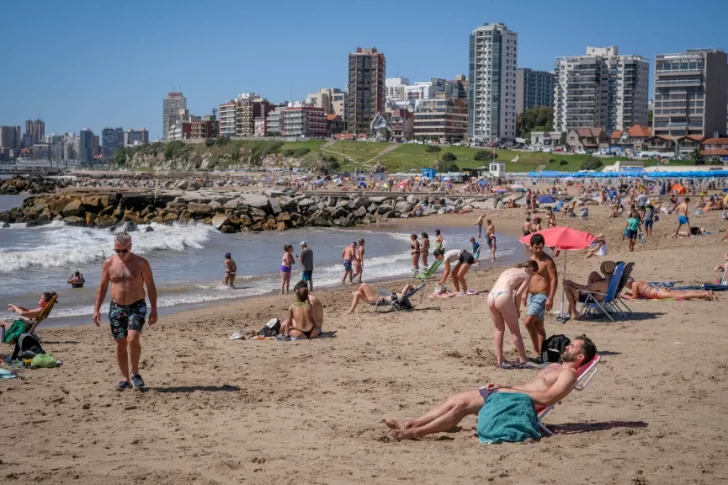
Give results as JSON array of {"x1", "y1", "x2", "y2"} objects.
[{"x1": 342, "y1": 246, "x2": 355, "y2": 261}]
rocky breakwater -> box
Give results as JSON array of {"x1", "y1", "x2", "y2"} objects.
[
  {"x1": 0, "y1": 190, "x2": 545, "y2": 232},
  {"x1": 0, "y1": 175, "x2": 70, "y2": 195}
]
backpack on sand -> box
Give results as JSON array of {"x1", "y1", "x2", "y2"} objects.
[
  {"x1": 11, "y1": 332, "x2": 45, "y2": 360},
  {"x1": 257, "y1": 318, "x2": 281, "y2": 337},
  {"x1": 541, "y1": 334, "x2": 571, "y2": 363}
]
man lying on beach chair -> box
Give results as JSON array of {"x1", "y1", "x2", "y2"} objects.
[
  {"x1": 346, "y1": 282, "x2": 424, "y2": 314},
  {"x1": 2, "y1": 292, "x2": 58, "y2": 343},
  {"x1": 383, "y1": 335, "x2": 597, "y2": 441}
]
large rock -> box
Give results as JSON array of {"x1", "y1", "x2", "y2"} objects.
[
  {"x1": 377, "y1": 205, "x2": 394, "y2": 215},
  {"x1": 208, "y1": 200, "x2": 223, "y2": 212},
  {"x1": 349, "y1": 196, "x2": 368, "y2": 209},
  {"x1": 368, "y1": 196, "x2": 388, "y2": 203},
  {"x1": 269, "y1": 198, "x2": 282, "y2": 214},
  {"x1": 249, "y1": 207, "x2": 267, "y2": 218},
  {"x1": 244, "y1": 194, "x2": 271, "y2": 210},
  {"x1": 223, "y1": 198, "x2": 243, "y2": 210},
  {"x1": 95, "y1": 215, "x2": 117, "y2": 228},
  {"x1": 187, "y1": 202, "x2": 213, "y2": 215},
  {"x1": 176, "y1": 180, "x2": 189, "y2": 190},
  {"x1": 186, "y1": 181, "x2": 200, "y2": 191},
  {"x1": 406, "y1": 194, "x2": 419, "y2": 205},
  {"x1": 61, "y1": 199, "x2": 84, "y2": 217},
  {"x1": 297, "y1": 198, "x2": 314, "y2": 208},
  {"x1": 367, "y1": 203, "x2": 378, "y2": 214},
  {"x1": 395, "y1": 201, "x2": 413, "y2": 213},
  {"x1": 276, "y1": 222, "x2": 287, "y2": 231},
  {"x1": 62, "y1": 216, "x2": 84, "y2": 226},
  {"x1": 353, "y1": 206, "x2": 367, "y2": 218},
  {"x1": 212, "y1": 213, "x2": 229, "y2": 230},
  {"x1": 276, "y1": 212, "x2": 291, "y2": 222}
]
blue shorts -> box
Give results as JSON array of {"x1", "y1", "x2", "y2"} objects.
[
  {"x1": 679, "y1": 215, "x2": 689, "y2": 225},
  {"x1": 302, "y1": 270, "x2": 312, "y2": 282},
  {"x1": 527, "y1": 294, "x2": 548, "y2": 321},
  {"x1": 625, "y1": 229, "x2": 637, "y2": 239},
  {"x1": 645, "y1": 220, "x2": 653, "y2": 229},
  {"x1": 343, "y1": 260, "x2": 352, "y2": 271}
]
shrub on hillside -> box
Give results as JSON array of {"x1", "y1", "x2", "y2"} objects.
[
  {"x1": 548, "y1": 158, "x2": 556, "y2": 164},
  {"x1": 205, "y1": 138, "x2": 215, "y2": 147},
  {"x1": 293, "y1": 147, "x2": 311, "y2": 157},
  {"x1": 580, "y1": 156, "x2": 603, "y2": 170},
  {"x1": 559, "y1": 160, "x2": 568, "y2": 166},
  {"x1": 425, "y1": 145, "x2": 441, "y2": 153},
  {"x1": 442, "y1": 152, "x2": 457, "y2": 162},
  {"x1": 283, "y1": 149, "x2": 295, "y2": 157},
  {"x1": 474, "y1": 150, "x2": 490, "y2": 161}
]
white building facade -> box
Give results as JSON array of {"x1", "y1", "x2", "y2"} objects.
[{"x1": 468, "y1": 22, "x2": 518, "y2": 143}]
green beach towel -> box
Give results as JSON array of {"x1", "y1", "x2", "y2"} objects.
[
  {"x1": 477, "y1": 392, "x2": 541, "y2": 444},
  {"x1": 4, "y1": 320, "x2": 27, "y2": 344}
]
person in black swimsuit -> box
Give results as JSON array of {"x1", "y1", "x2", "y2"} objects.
[
  {"x1": 285, "y1": 286, "x2": 319, "y2": 339},
  {"x1": 410, "y1": 233, "x2": 421, "y2": 272},
  {"x1": 67, "y1": 271, "x2": 85, "y2": 288}
]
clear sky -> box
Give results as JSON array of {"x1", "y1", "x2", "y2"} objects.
[{"x1": 1, "y1": 0, "x2": 726, "y2": 140}]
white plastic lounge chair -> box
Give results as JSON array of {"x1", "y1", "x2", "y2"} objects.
[{"x1": 537, "y1": 354, "x2": 600, "y2": 436}]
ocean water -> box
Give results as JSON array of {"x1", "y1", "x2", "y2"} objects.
[{"x1": 0, "y1": 194, "x2": 527, "y2": 327}]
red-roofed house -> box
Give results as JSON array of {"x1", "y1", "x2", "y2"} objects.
[
  {"x1": 610, "y1": 125, "x2": 652, "y2": 152},
  {"x1": 567, "y1": 128, "x2": 608, "y2": 151},
  {"x1": 326, "y1": 114, "x2": 343, "y2": 136},
  {"x1": 701, "y1": 138, "x2": 728, "y2": 158}
]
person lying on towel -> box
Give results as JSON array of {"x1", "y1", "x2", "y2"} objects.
[
  {"x1": 625, "y1": 279, "x2": 717, "y2": 301},
  {"x1": 383, "y1": 335, "x2": 597, "y2": 441}
]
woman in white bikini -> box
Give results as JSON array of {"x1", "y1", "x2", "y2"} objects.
[{"x1": 488, "y1": 260, "x2": 538, "y2": 369}]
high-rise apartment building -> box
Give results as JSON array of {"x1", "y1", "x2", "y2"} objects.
[
  {"x1": 280, "y1": 103, "x2": 328, "y2": 138},
  {"x1": 23, "y1": 119, "x2": 45, "y2": 146},
  {"x1": 554, "y1": 46, "x2": 649, "y2": 133},
  {"x1": 163, "y1": 92, "x2": 187, "y2": 141},
  {"x1": 468, "y1": 23, "x2": 518, "y2": 143},
  {"x1": 0, "y1": 125, "x2": 21, "y2": 152},
  {"x1": 124, "y1": 129, "x2": 149, "y2": 147},
  {"x1": 102, "y1": 127, "x2": 124, "y2": 159},
  {"x1": 78, "y1": 129, "x2": 95, "y2": 162},
  {"x1": 347, "y1": 47, "x2": 386, "y2": 134},
  {"x1": 218, "y1": 93, "x2": 273, "y2": 137},
  {"x1": 653, "y1": 49, "x2": 728, "y2": 138},
  {"x1": 515, "y1": 68, "x2": 555, "y2": 114}
]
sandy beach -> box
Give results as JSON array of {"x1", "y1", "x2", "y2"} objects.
[{"x1": 2, "y1": 204, "x2": 728, "y2": 484}]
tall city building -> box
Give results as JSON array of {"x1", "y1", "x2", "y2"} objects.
[
  {"x1": 468, "y1": 23, "x2": 518, "y2": 143},
  {"x1": 554, "y1": 46, "x2": 649, "y2": 133},
  {"x1": 124, "y1": 129, "x2": 149, "y2": 147},
  {"x1": 163, "y1": 92, "x2": 187, "y2": 141},
  {"x1": 78, "y1": 129, "x2": 95, "y2": 162},
  {"x1": 102, "y1": 127, "x2": 124, "y2": 159},
  {"x1": 515, "y1": 68, "x2": 555, "y2": 114},
  {"x1": 23, "y1": 119, "x2": 45, "y2": 146},
  {"x1": 347, "y1": 47, "x2": 386, "y2": 134},
  {"x1": 653, "y1": 49, "x2": 728, "y2": 138},
  {"x1": 218, "y1": 93, "x2": 274, "y2": 138},
  {"x1": 0, "y1": 125, "x2": 21, "y2": 152}
]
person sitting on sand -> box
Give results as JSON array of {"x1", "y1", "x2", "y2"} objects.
[
  {"x1": 625, "y1": 279, "x2": 716, "y2": 301},
  {"x1": 347, "y1": 282, "x2": 417, "y2": 314},
  {"x1": 281, "y1": 280, "x2": 324, "y2": 335},
  {"x1": 488, "y1": 261, "x2": 538, "y2": 368},
  {"x1": 3, "y1": 292, "x2": 57, "y2": 333},
  {"x1": 563, "y1": 261, "x2": 616, "y2": 320},
  {"x1": 584, "y1": 234, "x2": 607, "y2": 259},
  {"x1": 282, "y1": 286, "x2": 319, "y2": 339},
  {"x1": 383, "y1": 336, "x2": 597, "y2": 440},
  {"x1": 67, "y1": 271, "x2": 85, "y2": 288}
]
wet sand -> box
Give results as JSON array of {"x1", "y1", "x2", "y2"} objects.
[{"x1": 2, "y1": 205, "x2": 728, "y2": 484}]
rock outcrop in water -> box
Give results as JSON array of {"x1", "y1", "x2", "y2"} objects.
[
  {"x1": 0, "y1": 191, "x2": 530, "y2": 232},
  {"x1": 0, "y1": 176, "x2": 71, "y2": 195}
]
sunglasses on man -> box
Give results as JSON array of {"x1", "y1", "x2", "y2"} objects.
[{"x1": 114, "y1": 248, "x2": 130, "y2": 254}]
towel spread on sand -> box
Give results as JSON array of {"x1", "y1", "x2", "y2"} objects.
[{"x1": 477, "y1": 392, "x2": 541, "y2": 444}]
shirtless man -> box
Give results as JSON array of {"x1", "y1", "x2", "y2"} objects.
[
  {"x1": 475, "y1": 213, "x2": 485, "y2": 239},
  {"x1": 352, "y1": 239, "x2": 365, "y2": 283},
  {"x1": 94, "y1": 232, "x2": 158, "y2": 391},
  {"x1": 342, "y1": 242, "x2": 357, "y2": 285},
  {"x1": 284, "y1": 286, "x2": 319, "y2": 340},
  {"x1": 486, "y1": 219, "x2": 497, "y2": 262},
  {"x1": 384, "y1": 335, "x2": 597, "y2": 440},
  {"x1": 672, "y1": 198, "x2": 691, "y2": 238},
  {"x1": 523, "y1": 234, "x2": 557, "y2": 359},
  {"x1": 625, "y1": 279, "x2": 715, "y2": 301},
  {"x1": 224, "y1": 253, "x2": 237, "y2": 288},
  {"x1": 563, "y1": 261, "x2": 616, "y2": 320}
]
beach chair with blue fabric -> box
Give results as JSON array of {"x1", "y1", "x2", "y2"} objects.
[
  {"x1": 537, "y1": 354, "x2": 600, "y2": 436},
  {"x1": 578, "y1": 263, "x2": 626, "y2": 321}
]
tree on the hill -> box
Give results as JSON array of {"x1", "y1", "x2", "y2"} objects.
[
  {"x1": 516, "y1": 107, "x2": 554, "y2": 138},
  {"x1": 580, "y1": 156, "x2": 603, "y2": 170},
  {"x1": 441, "y1": 152, "x2": 457, "y2": 162},
  {"x1": 425, "y1": 145, "x2": 441, "y2": 153}
]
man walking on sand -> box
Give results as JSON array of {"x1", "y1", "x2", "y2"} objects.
[
  {"x1": 94, "y1": 232, "x2": 158, "y2": 391},
  {"x1": 523, "y1": 233, "x2": 557, "y2": 361},
  {"x1": 342, "y1": 241, "x2": 357, "y2": 285},
  {"x1": 672, "y1": 197, "x2": 691, "y2": 238},
  {"x1": 298, "y1": 241, "x2": 314, "y2": 291}
]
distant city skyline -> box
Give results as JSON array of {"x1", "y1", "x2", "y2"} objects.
[{"x1": 1, "y1": 0, "x2": 727, "y2": 138}]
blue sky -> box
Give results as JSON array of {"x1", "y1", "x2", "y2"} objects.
[{"x1": 1, "y1": 0, "x2": 726, "y2": 140}]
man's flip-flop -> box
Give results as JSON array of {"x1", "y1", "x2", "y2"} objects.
[{"x1": 117, "y1": 381, "x2": 132, "y2": 391}]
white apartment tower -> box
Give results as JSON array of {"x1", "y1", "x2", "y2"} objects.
[
  {"x1": 162, "y1": 92, "x2": 187, "y2": 141},
  {"x1": 554, "y1": 46, "x2": 649, "y2": 133},
  {"x1": 468, "y1": 22, "x2": 518, "y2": 143}
]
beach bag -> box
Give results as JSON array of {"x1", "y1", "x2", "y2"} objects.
[
  {"x1": 257, "y1": 318, "x2": 281, "y2": 337},
  {"x1": 392, "y1": 297, "x2": 413, "y2": 311},
  {"x1": 3, "y1": 320, "x2": 27, "y2": 344},
  {"x1": 690, "y1": 227, "x2": 700, "y2": 236},
  {"x1": 541, "y1": 334, "x2": 571, "y2": 363},
  {"x1": 11, "y1": 332, "x2": 45, "y2": 360},
  {"x1": 31, "y1": 353, "x2": 57, "y2": 368}
]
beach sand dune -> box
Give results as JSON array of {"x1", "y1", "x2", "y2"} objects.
[{"x1": 2, "y1": 206, "x2": 728, "y2": 484}]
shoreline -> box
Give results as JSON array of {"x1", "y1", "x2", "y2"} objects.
[{"x1": 37, "y1": 211, "x2": 530, "y2": 330}]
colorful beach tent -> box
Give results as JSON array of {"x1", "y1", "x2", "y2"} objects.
[
  {"x1": 537, "y1": 195, "x2": 556, "y2": 204},
  {"x1": 671, "y1": 183, "x2": 687, "y2": 194},
  {"x1": 520, "y1": 227, "x2": 597, "y2": 317}
]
